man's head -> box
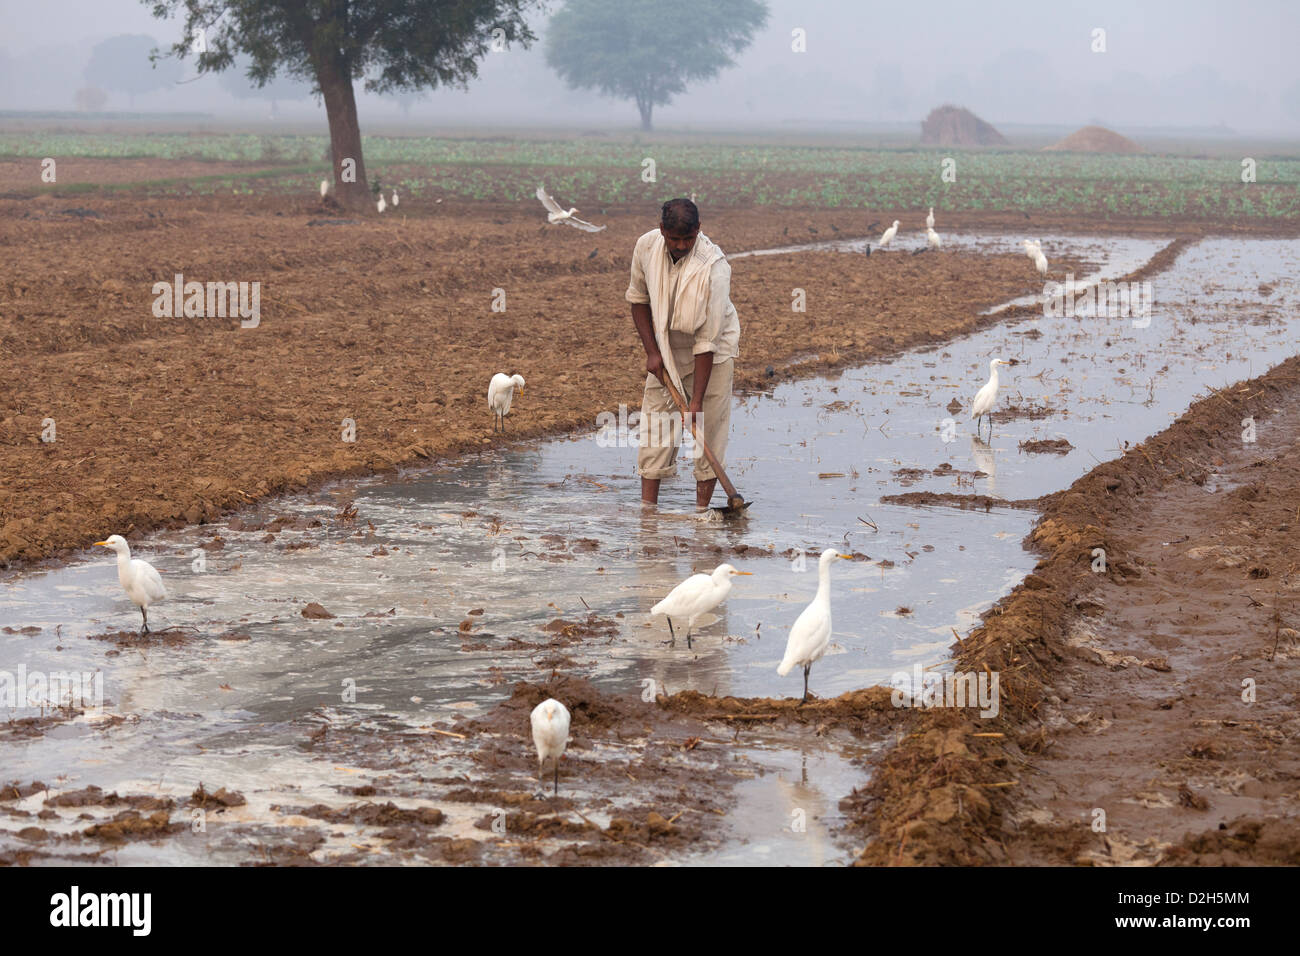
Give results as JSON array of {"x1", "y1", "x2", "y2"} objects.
[{"x1": 660, "y1": 198, "x2": 700, "y2": 262}]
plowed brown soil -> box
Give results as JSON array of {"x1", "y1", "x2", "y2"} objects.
[{"x1": 1, "y1": 184, "x2": 1087, "y2": 568}]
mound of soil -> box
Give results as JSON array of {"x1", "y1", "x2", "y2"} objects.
[
  {"x1": 920, "y1": 105, "x2": 1008, "y2": 147},
  {"x1": 1043, "y1": 125, "x2": 1142, "y2": 154},
  {"x1": 852, "y1": 354, "x2": 1300, "y2": 866}
]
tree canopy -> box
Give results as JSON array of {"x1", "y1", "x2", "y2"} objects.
[
  {"x1": 145, "y1": 0, "x2": 540, "y2": 207},
  {"x1": 544, "y1": 0, "x2": 768, "y2": 130},
  {"x1": 84, "y1": 34, "x2": 182, "y2": 107}
]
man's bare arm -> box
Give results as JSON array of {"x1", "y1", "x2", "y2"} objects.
[
  {"x1": 631, "y1": 303, "x2": 664, "y2": 379},
  {"x1": 689, "y1": 351, "x2": 713, "y2": 415}
]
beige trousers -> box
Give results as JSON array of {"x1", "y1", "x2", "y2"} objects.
[{"x1": 637, "y1": 357, "x2": 733, "y2": 482}]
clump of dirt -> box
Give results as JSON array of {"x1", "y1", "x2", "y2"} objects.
[
  {"x1": 88, "y1": 627, "x2": 192, "y2": 649},
  {"x1": 920, "y1": 105, "x2": 1008, "y2": 146},
  {"x1": 659, "y1": 686, "x2": 899, "y2": 734},
  {"x1": 1163, "y1": 817, "x2": 1300, "y2": 865},
  {"x1": 881, "y1": 491, "x2": 1039, "y2": 511},
  {"x1": 189, "y1": 783, "x2": 246, "y2": 809},
  {"x1": 288, "y1": 802, "x2": 445, "y2": 828},
  {"x1": 1044, "y1": 125, "x2": 1142, "y2": 154},
  {"x1": 46, "y1": 785, "x2": 173, "y2": 811},
  {"x1": 0, "y1": 781, "x2": 47, "y2": 800},
  {"x1": 539, "y1": 613, "x2": 619, "y2": 641},
  {"x1": 84, "y1": 809, "x2": 182, "y2": 842},
  {"x1": 461, "y1": 676, "x2": 646, "y2": 736},
  {"x1": 1019, "y1": 438, "x2": 1074, "y2": 454},
  {"x1": 992, "y1": 403, "x2": 1055, "y2": 422}
]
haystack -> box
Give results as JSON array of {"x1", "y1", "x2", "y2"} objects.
[
  {"x1": 920, "y1": 105, "x2": 1008, "y2": 147},
  {"x1": 1043, "y1": 125, "x2": 1142, "y2": 153}
]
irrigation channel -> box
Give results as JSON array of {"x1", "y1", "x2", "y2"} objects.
[{"x1": 2, "y1": 234, "x2": 1296, "y2": 865}]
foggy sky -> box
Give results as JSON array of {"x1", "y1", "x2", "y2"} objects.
[{"x1": 2, "y1": 0, "x2": 1297, "y2": 136}]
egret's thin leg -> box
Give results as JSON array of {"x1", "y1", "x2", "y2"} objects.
[
  {"x1": 802, "y1": 664, "x2": 810, "y2": 702},
  {"x1": 553, "y1": 763, "x2": 558, "y2": 797}
]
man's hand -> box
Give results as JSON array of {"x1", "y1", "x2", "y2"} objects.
[
  {"x1": 683, "y1": 398, "x2": 703, "y2": 433},
  {"x1": 646, "y1": 351, "x2": 665, "y2": 382}
]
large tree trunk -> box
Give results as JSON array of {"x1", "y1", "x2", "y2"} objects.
[
  {"x1": 639, "y1": 103, "x2": 652, "y2": 131},
  {"x1": 317, "y1": 53, "x2": 369, "y2": 210}
]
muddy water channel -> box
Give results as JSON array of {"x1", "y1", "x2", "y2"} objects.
[{"x1": 2, "y1": 236, "x2": 1296, "y2": 865}]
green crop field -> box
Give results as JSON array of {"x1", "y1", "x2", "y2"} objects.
[{"x1": 3, "y1": 131, "x2": 1298, "y2": 219}]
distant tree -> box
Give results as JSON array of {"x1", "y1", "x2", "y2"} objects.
[
  {"x1": 75, "y1": 87, "x2": 109, "y2": 113},
  {"x1": 1284, "y1": 81, "x2": 1300, "y2": 126},
  {"x1": 84, "y1": 34, "x2": 182, "y2": 109},
  {"x1": 144, "y1": 1, "x2": 540, "y2": 210},
  {"x1": 544, "y1": 0, "x2": 768, "y2": 131},
  {"x1": 219, "y1": 55, "x2": 313, "y2": 118},
  {"x1": 392, "y1": 88, "x2": 429, "y2": 117}
]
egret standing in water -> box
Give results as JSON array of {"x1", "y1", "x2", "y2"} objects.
[
  {"x1": 530, "y1": 698, "x2": 570, "y2": 796},
  {"x1": 925, "y1": 206, "x2": 935, "y2": 230},
  {"x1": 778, "y1": 549, "x2": 847, "y2": 701},
  {"x1": 94, "y1": 534, "x2": 166, "y2": 635},
  {"x1": 1022, "y1": 239, "x2": 1048, "y2": 274},
  {"x1": 651, "y1": 563, "x2": 752, "y2": 649},
  {"x1": 971, "y1": 358, "x2": 1009, "y2": 438},
  {"x1": 487, "y1": 373, "x2": 525, "y2": 433},
  {"x1": 878, "y1": 220, "x2": 900, "y2": 249},
  {"x1": 926, "y1": 225, "x2": 941, "y2": 250}
]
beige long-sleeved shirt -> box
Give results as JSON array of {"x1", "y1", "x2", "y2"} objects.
[{"x1": 625, "y1": 229, "x2": 740, "y2": 364}]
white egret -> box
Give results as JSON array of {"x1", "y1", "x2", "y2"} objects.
[
  {"x1": 535, "y1": 185, "x2": 606, "y2": 232},
  {"x1": 971, "y1": 358, "x2": 1009, "y2": 437},
  {"x1": 878, "y1": 220, "x2": 900, "y2": 249},
  {"x1": 777, "y1": 549, "x2": 847, "y2": 701},
  {"x1": 488, "y1": 373, "x2": 526, "y2": 433},
  {"x1": 1021, "y1": 238, "x2": 1040, "y2": 260},
  {"x1": 926, "y1": 206, "x2": 935, "y2": 230},
  {"x1": 651, "y1": 563, "x2": 752, "y2": 649},
  {"x1": 530, "y1": 698, "x2": 571, "y2": 796},
  {"x1": 391, "y1": 189, "x2": 399, "y2": 208},
  {"x1": 1034, "y1": 248, "x2": 1048, "y2": 275},
  {"x1": 377, "y1": 194, "x2": 387, "y2": 214},
  {"x1": 927, "y1": 225, "x2": 941, "y2": 250},
  {"x1": 94, "y1": 535, "x2": 166, "y2": 635},
  {"x1": 319, "y1": 179, "x2": 330, "y2": 199}
]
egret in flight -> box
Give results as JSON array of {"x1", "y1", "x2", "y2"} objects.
[{"x1": 535, "y1": 185, "x2": 605, "y2": 232}]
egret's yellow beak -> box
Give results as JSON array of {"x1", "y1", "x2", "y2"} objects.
[
  {"x1": 735, "y1": 571, "x2": 753, "y2": 576},
  {"x1": 93, "y1": 541, "x2": 109, "y2": 547},
  {"x1": 838, "y1": 553, "x2": 852, "y2": 559}
]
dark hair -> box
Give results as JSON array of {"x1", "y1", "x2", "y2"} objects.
[{"x1": 661, "y1": 198, "x2": 699, "y2": 234}]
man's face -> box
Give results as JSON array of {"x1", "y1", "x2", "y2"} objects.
[{"x1": 661, "y1": 224, "x2": 699, "y2": 262}]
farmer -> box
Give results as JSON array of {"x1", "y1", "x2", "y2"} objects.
[{"x1": 626, "y1": 198, "x2": 740, "y2": 510}]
